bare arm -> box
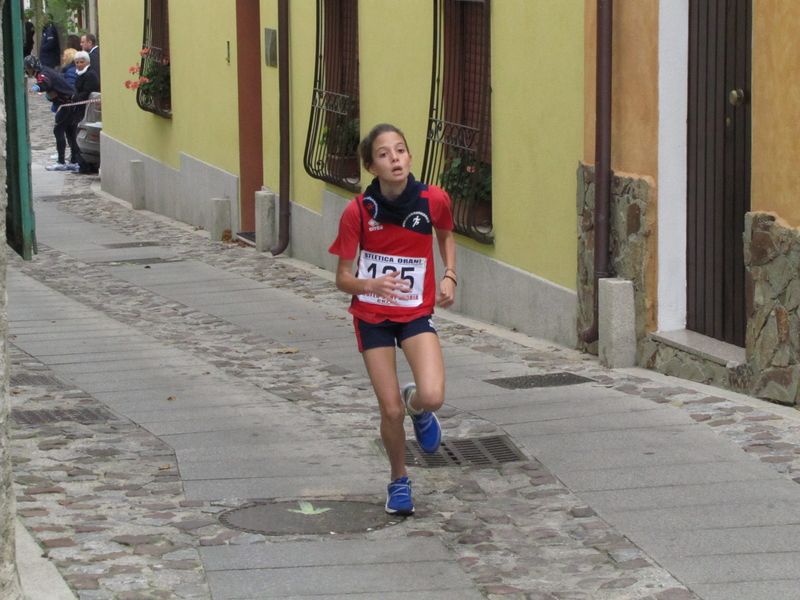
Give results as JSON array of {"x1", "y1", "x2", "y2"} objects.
[{"x1": 435, "y1": 229, "x2": 456, "y2": 308}]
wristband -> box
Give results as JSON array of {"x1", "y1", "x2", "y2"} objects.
[{"x1": 443, "y1": 275, "x2": 458, "y2": 286}]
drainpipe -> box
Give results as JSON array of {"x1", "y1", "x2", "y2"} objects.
[
  {"x1": 581, "y1": 0, "x2": 613, "y2": 344},
  {"x1": 271, "y1": 0, "x2": 291, "y2": 255}
]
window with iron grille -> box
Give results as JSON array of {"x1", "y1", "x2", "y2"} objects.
[
  {"x1": 137, "y1": 0, "x2": 171, "y2": 118},
  {"x1": 303, "y1": 0, "x2": 360, "y2": 193},
  {"x1": 421, "y1": 0, "x2": 492, "y2": 244}
]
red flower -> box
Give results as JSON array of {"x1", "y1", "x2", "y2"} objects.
[{"x1": 140, "y1": 48, "x2": 150, "y2": 56}]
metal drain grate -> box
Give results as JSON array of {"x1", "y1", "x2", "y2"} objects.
[
  {"x1": 10, "y1": 374, "x2": 67, "y2": 388},
  {"x1": 100, "y1": 257, "x2": 176, "y2": 266},
  {"x1": 102, "y1": 241, "x2": 161, "y2": 248},
  {"x1": 236, "y1": 231, "x2": 256, "y2": 247},
  {"x1": 485, "y1": 372, "x2": 595, "y2": 389},
  {"x1": 380, "y1": 435, "x2": 526, "y2": 468},
  {"x1": 10, "y1": 407, "x2": 116, "y2": 425},
  {"x1": 35, "y1": 195, "x2": 86, "y2": 202}
]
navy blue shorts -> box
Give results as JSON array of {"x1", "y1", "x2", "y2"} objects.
[{"x1": 354, "y1": 315, "x2": 437, "y2": 352}]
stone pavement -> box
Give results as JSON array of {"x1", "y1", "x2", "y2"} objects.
[{"x1": 8, "y1": 93, "x2": 800, "y2": 600}]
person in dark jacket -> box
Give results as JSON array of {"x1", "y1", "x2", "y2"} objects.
[
  {"x1": 24, "y1": 20, "x2": 34, "y2": 57},
  {"x1": 80, "y1": 33, "x2": 100, "y2": 86},
  {"x1": 69, "y1": 51, "x2": 101, "y2": 174},
  {"x1": 39, "y1": 17, "x2": 60, "y2": 68},
  {"x1": 58, "y1": 48, "x2": 80, "y2": 164},
  {"x1": 60, "y1": 48, "x2": 78, "y2": 87},
  {"x1": 24, "y1": 55, "x2": 77, "y2": 171}
]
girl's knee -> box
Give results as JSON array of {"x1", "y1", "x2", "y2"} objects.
[
  {"x1": 379, "y1": 400, "x2": 406, "y2": 425},
  {"x1": 415, "y1": 383, "x2": 445, "y2": 412}
]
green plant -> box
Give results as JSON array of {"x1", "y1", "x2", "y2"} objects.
[
  {"x1": 320, "y1": 117, "x2": 360, "y2": 156},
  {"x1": 438, "y1": 154, "x2": 492, "y2": 204},
  {"x1": 125, "y1": 48, "x2": 171, "y2": 100}
]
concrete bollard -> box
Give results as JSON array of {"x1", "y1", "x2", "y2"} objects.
[
  {"x1": 130, "y1": 160, "x2": 146, "y2": 210},
  {"x1": 209, "y1": 198, "x2": 232, "y2": 242},
  {"x1": 598, "y1": 278, "x2": 637, "y2": 368},
  {"x1": 255, "y1": 190, "x2": 278, "y2": 252}
]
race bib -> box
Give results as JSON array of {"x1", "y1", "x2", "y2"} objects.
[{"x1": 357, "y1": 251, "x2": 426, "y2": 307}]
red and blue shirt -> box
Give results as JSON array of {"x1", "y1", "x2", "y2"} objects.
[{"x1": 329, "y1": 180, "x2": 454, "y2": 324}]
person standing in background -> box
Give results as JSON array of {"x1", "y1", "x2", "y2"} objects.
[
  {"x1": 39, "y1": 15, "x2": 60, "y2": 68},
  {"x1": 24, "y1": 55, "x2": 76, "y2": 171},
  {"x1": 69, "y1": 51, "x2": 100, "y2": 174},
  {"x1": 61, "y1": 48, "x2": 78, "y2": 87},
  {"x1": 80, "y1": 34, "x2": 100, "y2": 86},
  {"x1": 24, "y1": 20, "x2": 34, "y2": 58}
]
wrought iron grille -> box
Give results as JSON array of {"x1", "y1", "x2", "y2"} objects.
[
  {"x1": 303, "y1": 0, "x2": 360, "y2": 193},
  {"x1": 422, "y1": 0, "x2": 493, "y2": 244},
  {"x1": 136, "y1": 0, "x2": 171, "y2": 119}
]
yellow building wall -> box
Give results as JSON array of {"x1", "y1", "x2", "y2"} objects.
[
  {"x1": 751, "y1": 2, "x2": 800, "y2": 227},
  {"x1": 359, "y1": 1, "x2": 432, "y2": 188},
  {"x1": 584, "y1": 0, "x2": 658, "y2": 179},
  {"x1": 492, "y1": 2, "x2": 584, "y2": 290},
  {"x1": 99, "y1": 0, "x2": 240, "y2": 174},
  {"x1": 260, "y1": 0, "x2": 280, "y2": 197},
  {"x1": 277, "y1": 1, "x2": 583, "y2": 291}
]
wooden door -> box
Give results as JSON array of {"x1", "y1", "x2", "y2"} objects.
[{"x1": 687, "y1": 0, "x2": 751, "y2": 347}]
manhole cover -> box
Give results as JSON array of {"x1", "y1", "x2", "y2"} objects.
[
  {"x1": 485, "y1": 372, "x2": 595, "y2": 389},
  {"x1": 10, "y1": 407, "x2": 116, "y2": 425},
  {"x1": 10, "y1": 374, "x2": 66, "y2": 388},
  {"x1": 379, "y1": 435, "x2": 526, "y2": 468},
  {"x1": 102, "y1": 242, "x2": 161, "y2": 248},
  {"x1": 218, "y1": 500, "x2": 402, "y2": 535}
]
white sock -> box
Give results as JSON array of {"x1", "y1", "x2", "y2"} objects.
[{"x1": 404, "y1": 388, "x2": 423, "y2": 415}]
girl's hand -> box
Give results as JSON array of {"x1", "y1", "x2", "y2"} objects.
[
  {"x1": 436, "y1": 276, "x2": 456, "y2": 308},
  {"x1": 365, "y1": 270, "x2": 411, "y2": 304}
]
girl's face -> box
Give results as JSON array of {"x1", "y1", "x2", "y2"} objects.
[
  {"x1": 75, "y1": 57, "x2": 88, "y2": 70},
  {"x1": 367, "y1": 131, "x2": 412, "y2": 185}
]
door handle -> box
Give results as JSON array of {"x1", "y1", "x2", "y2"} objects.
[{"x1": 729, "y1": 89, "x2": 745, "y2": 106}]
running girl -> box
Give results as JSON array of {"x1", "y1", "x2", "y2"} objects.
[{"x1": 329, "y1": 123, "x2": 457, "y2": 516}]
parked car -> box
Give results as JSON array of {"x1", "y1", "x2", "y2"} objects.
[{"x1": 76, "y1": 91, "x2": 101, "y2": 167}]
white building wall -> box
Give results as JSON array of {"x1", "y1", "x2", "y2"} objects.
[{"x1": 657, "y1": 0, "x2": 689, "y2": 332}]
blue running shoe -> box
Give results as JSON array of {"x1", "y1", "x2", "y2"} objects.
[
  {"x1": 385, "y1": 476, "x2": 414, "y2": 515},
  {"x1": 402, "y1": 383, "x2": 442, "y2": 453}
]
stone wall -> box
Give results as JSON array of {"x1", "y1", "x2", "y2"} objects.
[
  {"x1": 0, "y1": 30, "x2": 24, "y2": 597},
  {"x1": 638, "y1": 336, "x2": 752, "y2": 394},
  {"x1": 744, "y1": 212, "x2": 800, "y2": 405},
  {"x1": 577, "y1": 164, "x2": 656, "y2": 353}
]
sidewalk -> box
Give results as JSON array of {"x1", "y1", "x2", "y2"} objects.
[{"x1": 10, "y1": 94, "x2": 800, "y2": 600}]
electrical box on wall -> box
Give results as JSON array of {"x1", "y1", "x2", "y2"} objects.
[{"x1": 264, "y1": 29, "x2": 278, "y2": 67}]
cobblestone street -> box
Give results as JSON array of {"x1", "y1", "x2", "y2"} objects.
[{"x1": 8, "y1": 92, "x2": 800, "y2": 600}]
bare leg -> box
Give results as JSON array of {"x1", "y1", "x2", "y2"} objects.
[
  {"x1": 362, "y1": 346, "x2": 407, "y2": 481},
  {"x1": 400, "y1": 332, "x2": 445, "y2": 413}
]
